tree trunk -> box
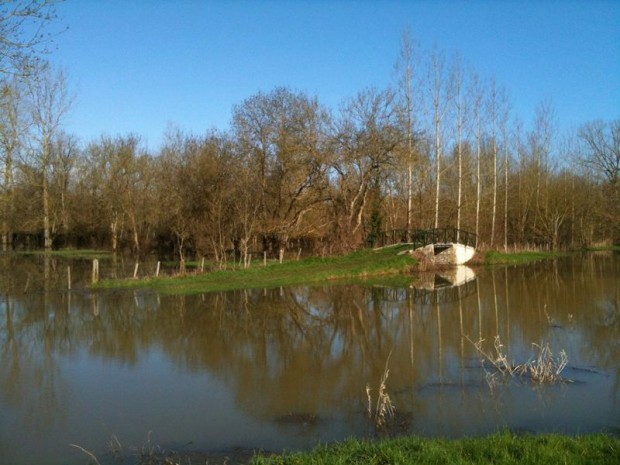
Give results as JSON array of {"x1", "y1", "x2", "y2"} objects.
[
  {"x1": 434, "y1": 116, "x2": 441, "y2": 230},
  {"x1": 110, "y1": 215, "x2": 119, "y2": 252},
  {"x1": 2, "y1": 148, "x2": 13, "y2": 251},
  {"x1": 475, "y1": 114, "x2": 481, "y2": 241},
  {"x1": 504, "y1": 137, "x2": 509, "y2": 251},
  {"x1": 43, "y1": 140, "x2": 52, "y2": 250}
]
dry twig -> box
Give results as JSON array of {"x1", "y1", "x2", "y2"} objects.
[{"x1": 69, "y1": 443, "x2": 101, "y2": 465}]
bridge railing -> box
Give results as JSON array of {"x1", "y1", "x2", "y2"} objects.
[{"x1": 379, "y1": 228, "x2": 477, "y2": 248}]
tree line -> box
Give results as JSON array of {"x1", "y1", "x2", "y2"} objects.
[{"x1": 1, "y1": 32, "x2": 618, "y2": 264}]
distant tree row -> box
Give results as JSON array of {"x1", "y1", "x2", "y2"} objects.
[{"x1": 1, "y1": 32, "x2": 618, "y2": 262}]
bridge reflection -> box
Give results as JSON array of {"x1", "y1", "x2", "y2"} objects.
[
  {"x1": 410, "y1": 266, "x2": 477, "y2": 305},
  {"x1": 374, "y1": 266, "x2": 478, "y2": 305}
]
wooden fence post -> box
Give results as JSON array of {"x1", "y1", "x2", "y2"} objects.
[{"x1": 92, "y1": 259, "x2": 99, "y2": 284}]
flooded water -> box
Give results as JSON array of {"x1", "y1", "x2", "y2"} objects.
[{"x1": 0, "y1": 252, "x2": 619, "y2": 464}]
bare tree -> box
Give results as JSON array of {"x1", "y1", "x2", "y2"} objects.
[
  {"x1": 428, "y1": 48, "x2": 450, "y2": 229},
  {"x1": 530, "y1": 100, "x2": 556, "y2": 244},
  {"x1": 329, "y1": 87, "x2": 400, "y2": 249},
  {"x1": 487, "y1": 79, "x2": 499, "y2": 246},
  {"x1": 449, "y1": 53, "x2": 467, "y2": 239},
  {"x1": 499, "y1": 88, "x2": 512, "y2": 251},
  {"x1": 0, "y1": 0, "x2": 62, "y2": 75},
  {"x1": 233, "y1": 87, "x2": 330, "y2": 261},
  {"x1": 48, "y1": 130, "x2": 78, "y2": 242},
  {"x1": 0, "y1": 78, "x2": 25, "y2": 250},
  {"x1": 578, "y1": 119, "x2": 620, "y2": 241},
  {"x1": 578, "y1": 120, "x2": 620, "y2": 187},
  {"x1": 394, "y1": 30, "x2": 421, "y2": 237},
  {"x1": 25, "y1": 64, "x2": 72, "y2": 249},
  {"x1": 469, "y1": 73, "x2": 485, "y2": 241}
]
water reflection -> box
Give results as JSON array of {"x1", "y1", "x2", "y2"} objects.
[
  {"x1": 410, "y1": 265, "x2": 477, "y2": 305},
  {"x1": 0, "y1": 253, "x2": 619, "y2": 464}
]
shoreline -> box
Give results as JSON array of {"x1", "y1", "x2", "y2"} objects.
[{"x1": 89, "y1": 246, "x2": 620, "y2": 295}]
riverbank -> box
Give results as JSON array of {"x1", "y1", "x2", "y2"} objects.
[
  {"x1": 248, "y1": 432, "x2": 619, "y2": 465},
  {"x1": 480, "y1": 245, "x2": 619, "y2": 265},
  {"x1": 94, "y1": 244, "x2": 417, "y2": 294},
  {"x1": 482, "y1": 249, "x2": 568, "y2": 265},
  {"x1": 137, "y1": 432, "x2": 619, "y2": 464},
  {"x1": 19, "y1": 248, "x2": 112, "y2": 259},
  {"x1": 92, "y1": 245, "x2": 620, "y2": 294}
]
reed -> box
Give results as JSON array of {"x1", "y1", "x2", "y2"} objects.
[
  {"x1": 71, "y1": 432, "x2": 187, "y2": 465},
  {"x1": 467, "y1": 335, "x2": 516, "y2": 378},
  {"x1": 366, "y1": 352, "x2": 395, "y2": 428},
  {"x1": 519, "y1": 342, "x2": 568, "y2": 384},
  {"x1": 467, "y1": 335, "x2": 569, "y2": 385}
]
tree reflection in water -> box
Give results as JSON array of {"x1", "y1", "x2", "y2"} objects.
[{"x1": 0, "y1": 253, "x2": 619, "y2": 464}]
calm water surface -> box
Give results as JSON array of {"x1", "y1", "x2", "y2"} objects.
[{"x1": 0, "y1": 253, "x2": 618, "y2": 464}]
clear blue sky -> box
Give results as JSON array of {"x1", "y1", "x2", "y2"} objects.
[{"x1": 48, "y1": 0, "x2": 619, "y2": 151}]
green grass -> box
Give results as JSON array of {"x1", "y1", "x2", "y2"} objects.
[
  {"x1": 582, "y1": 245, "x2": 620, "y2": 252},
  {"x1": 95, "y1": 245, "x2": 416, "y2": 294},
  {"x1": 251, "y1": 432, "x2": 620, "y2": 465},
  {"x1": 19, "y1": 248, "x2": 112, "y2": 259},
  {"x1": 485, "y1": 250, "x2": 566, "y2": 265}
]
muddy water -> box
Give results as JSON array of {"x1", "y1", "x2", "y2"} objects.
[{"x1": 0, "y1": 253, "x2": 618, "y2": 464}]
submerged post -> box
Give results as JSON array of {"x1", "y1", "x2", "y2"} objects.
[
  {"x1": 92, "y1": 259, "x2": 99, "y2": 284},
  {"x1": 67, "y1": 266, "x2": 71, "y2": 291}
]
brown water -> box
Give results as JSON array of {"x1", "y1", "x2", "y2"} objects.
[{"x1": 0, "y1": 253, "x2": 618, "y2": 464}]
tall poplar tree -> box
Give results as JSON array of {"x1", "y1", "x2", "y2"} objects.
[
  {"x1": 25, "y1": 64, "x2": 72, "y2": 249},
  {"x1": 394, "y1": 31, "x2": 421, "y2": 237}
]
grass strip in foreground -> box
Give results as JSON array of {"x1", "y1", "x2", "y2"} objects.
[
  {"x1": 96, "y1": 245, "x2": 416, "y2": 295},
  {"x1": 251, "y1": 432, "x2": 620, "y2": 465}
]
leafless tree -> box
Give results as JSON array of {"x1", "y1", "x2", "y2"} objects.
[
  {"x1": 487, "y1": 79, "x2": 499, "y2": 246},
  {"x1": 0, "y1": 78, "x2": 25, "y2": 250},
  {"x1": 449, "y1": 53, "x2": 467, "y2": 240},
  {"x1": 578, "y1": 119, "x2": 620, "y2": 241},
  {"x1": 394, "y1": 30, "x2": 422, "y2": 237},
  {"x1": 25, "y1": 63, "x2": 72, "y2": 249},
  {"x1": 233, "y1": 87, "x2": 330, "y2": 261},
  {"x1": 0, "y1": 0, "x2": 63, "y2": 75},
  {"x1": 329, "y1": 87, "x2": 401, "y2": 249},
  {"x1": 469, "y1": 73, "x2": 485, "y2": 241}
]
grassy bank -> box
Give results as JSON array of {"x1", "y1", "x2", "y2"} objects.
[
  {"x1": 582, "y1": 245, "x2": 620, "y2": 252},
  {"x1": 92, "y1": 245, "x2": 614, "y2": 294},
  {"x1": 95, "y1": 244, "x2": 416, "y2": 294},
  {"x1": 251, "y1": 432, "x2": 619, "y2": 465},
  {"x1": 19, "y1": 248, "x2": 112, "y2": 259},
  {"x1": 484, "y1": 250, "x2": 567, "y2": 265}
]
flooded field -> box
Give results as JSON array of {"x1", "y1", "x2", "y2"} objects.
[{"x1": 0, "y1": 252, "x2": 618, "y2": 464}]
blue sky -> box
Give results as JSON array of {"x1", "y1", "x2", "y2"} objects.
[{"x1": 48, "y1": 0, "x2": 620, "y2": 151}]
